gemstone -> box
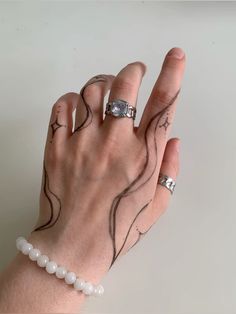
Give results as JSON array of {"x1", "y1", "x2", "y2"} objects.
[{"x1": 111, "y1": 100, "x2": 127, "y2": 117}]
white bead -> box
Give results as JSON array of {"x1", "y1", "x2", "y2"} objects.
[
  {"x1": 16, "y1": 237, "x2": 27, "y2": 250},
  {"x1": 29, "y1": 248, "x2": 41, "y2": 261},
  {"x1": 83, "y1": 282, "x2": 94, "y2": 295},
  {"x1": 74, "y1": 278, "x2": 85, "y2": 291},
  {"x1": 37, "y1": 255, "x2": 49, "y2": 267},
  {"x1": 21, "y1": 242, "x2": 33, "y2": 255},
  {"x1": 65, "y1": 272, "x2": 76, "y2": 285},
  {"x1": 56, "y1": 266, "x2": 67, "y2": 279},
  {"x1": 16, "y1": 236, "x2": 25, "y2": 243},
  {"x1": 93, "y1": 284, "x2": 104, "y2": 296},
  {"x1": 46, "y1": 261, "x2": 57, "y2": 274}
]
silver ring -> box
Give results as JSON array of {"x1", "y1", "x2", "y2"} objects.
[
  {"x1": 158, "y1": 173, "x2": 176, "y2": 194},
  {"x1": 105, "y1": 99, "x2": 136, "y2": 120}
]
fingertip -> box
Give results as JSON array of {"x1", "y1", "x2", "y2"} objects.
[
  {"x1": 166, "y1": 47, "x2": 185, "y2": 60},
  {"x1": 166, "y1": 137, "x2": 180, "y2": 155},
  {"x1": 172, "y1": 137, "x2": 180, "y2": 153},
  {"x1": 127, "y1": 61, "x2": 147, "y2": 76}
]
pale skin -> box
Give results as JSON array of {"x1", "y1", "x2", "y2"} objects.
[{"x1": 0, "y1": 47, "x2": 186, "y2": 313}]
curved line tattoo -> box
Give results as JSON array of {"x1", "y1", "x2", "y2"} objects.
[
  {"x1": 34, "y1": 75, "x2": 180, "y2": 272},
  {"x1": 73, "y1": 75, "x2": 108, "y2": 133},
  {"x1": 34, "y1": 75, "x2": 109, "y2": 232},
  {"x1": 108, "y1": 90, "x2": 180, "y2": 267},
  {"x1": 127, "y1": 223, "x2": 155, "y2": 252},
  {"x1": 110, "y1": 199, "x2": 152, "y2": 267},
  {"x1": 33, "y1": 162, "x2": 62, "y2": 231}
]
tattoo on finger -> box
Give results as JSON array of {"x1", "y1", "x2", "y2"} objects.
[
  {"x1": 159, "y1": 115, "x2": 170, "y2": 131},
  {"x1": 73, "y1": 74, "x2": 108, "y2": 133},
  {"x1": 108, "y1": 90, "x2": 180, "y2": 268},
  {"x1": 36, "y1": 77, "x2": 180, "y2": 270}
]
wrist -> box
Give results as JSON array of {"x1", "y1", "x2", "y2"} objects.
[
  {"x1": 0, "y1": 252, "x2": 86, "y2": 313},
  {"x1": 0, "y1": 229, "x2": 108, "y2": 313},
  {"x1": 27, "y1": 227, "x2": 110, "y2": 284}
]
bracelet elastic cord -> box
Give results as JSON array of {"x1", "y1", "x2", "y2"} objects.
[{"x1": 16, "y1": 236, "x2": 104, "y2": 297}]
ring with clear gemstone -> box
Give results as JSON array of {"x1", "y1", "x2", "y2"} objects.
[{"x1": 105, "y1": 99, "x2": 136, "y2": 120}]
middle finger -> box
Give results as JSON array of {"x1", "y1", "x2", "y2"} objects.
[{"x1": 102, "y1": 61, "x2": 146, "y2": 136}]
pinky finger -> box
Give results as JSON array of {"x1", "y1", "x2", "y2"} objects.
[{"x1": 151, "y1": 137, "x2": 180, "y2": 219}]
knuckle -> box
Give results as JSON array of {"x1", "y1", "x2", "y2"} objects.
[
  {"x1": 51, "y1": 102, "x2": 60, "y2": 114},
  {"x1": 57, "y1": 92, "x2": 77, "y2": 103},
  {"x1": 62, "y1": 92, "x2": 78, "y2": 98},
  {"x1": 112, "y1": 78, "x2": 134, "y2": 93},
  {"x1": 83, "y1": 84, "x2": 100, "y2": 100},
  {"x1": 155, "y1": 89, "x2": 175, "y2": 106},
  {"x1": 52, "y1": 92, "x2": 77, "y2": 113}
]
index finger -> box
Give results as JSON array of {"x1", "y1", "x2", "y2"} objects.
[{"x1": 137, "y1": 47, "x2": 186, "y2": 139}]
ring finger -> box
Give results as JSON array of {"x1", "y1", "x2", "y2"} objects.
[{"x1": 138, "y1": 48, "x2": 185, "y2": 138}]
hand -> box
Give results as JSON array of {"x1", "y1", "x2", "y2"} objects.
[
  {"x1": 0, "y1": 47, "x2": 186, "y2": 313},
  {"x1": 29, "y1": 47, "x2": 185, "y2": 285}
]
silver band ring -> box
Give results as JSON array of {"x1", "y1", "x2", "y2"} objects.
[
  {"x1": 158, "y1": 173, "x2": 176, "y2": 194},
  {"x1": 105, "y1": 99, "x2": 136, "y2": 120}
]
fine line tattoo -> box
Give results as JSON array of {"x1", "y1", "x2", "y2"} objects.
[
  {"x1": 108, "y1": 91, "x2": 180, "y2": 268},
  {"x1": 73, "y1": 74, "x2": 108, "y2": 133},
  {"x1": 49, "y1": 105, "x2": 66, "y2": 143},
  {"x1": 33, "y1": 162, "x2": 62, "y2": 231},
  {"x1": 159, "y1": 116, "x2": 170, "y2": 131},
  {"x1": 50, "y1": 117, "x2": 66, "y2": 138},
  {"x1": 34, "y1": 75, "x2": 180, "y2": 271},
  {"x1": 34, "y1": 75, "x2": 109, "y2": 231},
  {"x1": 127, "y1": 224, "x2": 154, "y2": 252}
]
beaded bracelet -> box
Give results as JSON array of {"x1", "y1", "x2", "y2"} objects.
[{"x1": 16, "y1": 236, "x2": 104, "y2": 297}]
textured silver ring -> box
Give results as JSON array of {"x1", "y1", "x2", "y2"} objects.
[
  {"x1": 105, "y1": 99, "x2": 136, "y2": 120},
  {"x1": 158, "y1": 174, "x2": 176, "y2": 194}
]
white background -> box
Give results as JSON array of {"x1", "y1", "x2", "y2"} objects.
[{"x1": 0, "y1": 2, "x2": 236, "y2": 314}]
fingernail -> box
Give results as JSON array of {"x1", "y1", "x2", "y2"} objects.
[
  {"x1": 167, "y1": 48, "x2": 185, "y2": 60},
  {"x1": 175, "y1": 139, "x2": 180, "y2": 153}
]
